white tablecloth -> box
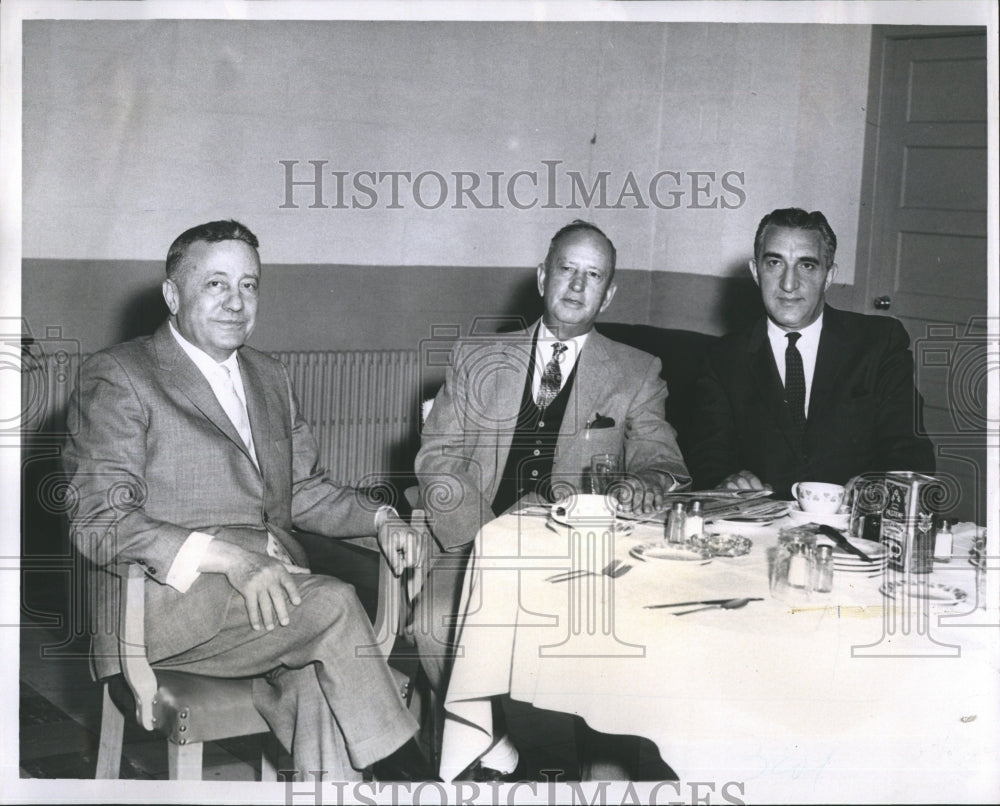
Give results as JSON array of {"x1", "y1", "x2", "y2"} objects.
[{"x1": 440, "y1": 512, "x2": 999, "y2": 802}]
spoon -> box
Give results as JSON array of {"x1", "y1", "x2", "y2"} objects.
[{"x1": 673, "y1": 597, "x2": 761, "y2": 616}]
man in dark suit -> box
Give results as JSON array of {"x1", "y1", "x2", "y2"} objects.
[
  {"x1": 415, "y1": 220, "x2": 690, "y2": 779},
  {"x1": 688, "y1": 207, "x2": 934, "y2": 498},
  {"x1": 63, "y1": 220, "x2": 428, "y2": 780}
]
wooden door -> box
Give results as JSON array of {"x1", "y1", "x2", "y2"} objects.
[{"x1": 856, "y1": 27, "x2": 988, "y2": 523}]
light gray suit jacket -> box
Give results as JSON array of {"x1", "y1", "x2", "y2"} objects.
[
  {"x1": 415, "y1": 323, "x2": 690, "y2": 551},
  {"x1": 64, "y1": 323, "x2": 376, "y2": 677}
]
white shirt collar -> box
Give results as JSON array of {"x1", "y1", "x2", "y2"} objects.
[
  {"x1": 765, "y1": 311, "x2": 824, "y2": 348},
  {"x1": 537, "y1": 321, "x2": 589, "y2": 354},
  {"x1": 169, "y1": 322, "x2": 240, "y2": 378}
]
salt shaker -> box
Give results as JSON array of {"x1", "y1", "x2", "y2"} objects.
[
  {"x1": 934, "y1": 518, "x2": 953, "y2": 563},
  {"x1": 686, "y1": 500, "x2": 704, "y2": 544},
  {"x1": 666, "y1": 502, "x2": 686, "y2": 544},
  {"x1": 787, "y1": 541, "x2": 810, "y2": 588},
  {"x1": 812, "y1": 544, "x2": 834, "y2": 593}
]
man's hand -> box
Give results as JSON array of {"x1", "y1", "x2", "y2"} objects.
[
  {"x1": 614, "y1": 473, "x2": 666, "y2": 515},
  {"x1": 198, "y1": 539, "x2": 303, "y2": 631},
  {"x1": 377, "y1": 515, "x2": 427, "y2": 576},
  {"x1": 717, "y1": 470, "x2": 772, "y2": 493}
]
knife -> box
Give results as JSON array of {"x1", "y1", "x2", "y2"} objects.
[
  {"x1": 815, "y1": 524, "x2": 873, "y2": 562},
  {"x1": 644, "y1": 597, "x2": 762, "y2": 609}
]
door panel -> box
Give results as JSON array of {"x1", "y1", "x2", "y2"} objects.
[{"x1": 859, "y1": 28, "x2": 988, "y2": 522}]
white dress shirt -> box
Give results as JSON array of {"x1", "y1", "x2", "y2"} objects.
[
  {"x1": 531, "y1": 322, "x2": 589, "y2": 403},
  {"x1": 765, "y1": 312, "x2": 824, "y2": 416}
]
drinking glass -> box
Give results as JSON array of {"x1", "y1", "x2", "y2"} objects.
[{"x1": 589, "y1": 453, "x2": 620, "y2": 495}]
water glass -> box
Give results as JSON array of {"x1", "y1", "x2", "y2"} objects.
[{"x1": 589, "y1": 453, "x2": 620, "y2": 495}]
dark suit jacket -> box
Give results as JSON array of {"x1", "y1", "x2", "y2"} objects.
[
  {"x1": 687, "y1": 306, "x2": 935, "y2": 498},
  {"x1": 64, "y1": 323, "x2": 376, "y2": 677},
  {"x1": 415, "y1": 323, "x2": 690, "y2": 550}
]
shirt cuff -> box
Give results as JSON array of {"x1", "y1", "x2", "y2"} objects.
[
  {"x1": 665, "y1": 472, "x2": 692, "y2": 492},
  {"x1": 374, "y1": 505, "x2": 399, "y2": 531},
  {"x1": 165, "y1": 531, "x2": 215, "y2": 593}
]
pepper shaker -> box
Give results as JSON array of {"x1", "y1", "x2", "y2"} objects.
[
  {"x1": 812, "y1": 544, "x2": 834, "y2": 593},
  {"x1": 666, "y1": 502, "x2": 686, "y2": 544}
]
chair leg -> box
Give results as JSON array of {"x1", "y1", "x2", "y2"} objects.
[
  {"x1": 95, "y1": 684, "x2": 124, "y2": 779},
  {"x1": 260, "y1": 733, "x2": 281, "y2": 782},
  {"x1": 168, "y1": 741, "x2": 204, "y2": 780}
]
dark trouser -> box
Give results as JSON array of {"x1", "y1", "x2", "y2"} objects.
[
  {"x1": 154, "y1": 574, "x2": 417, "y2": 778},
  {"x1": 411, "y1": 544, "x2": 473, "y2": 695}
]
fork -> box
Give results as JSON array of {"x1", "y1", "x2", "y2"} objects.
[{"x1": 547, "y1": 559, "x2": 630, "y2": 583}]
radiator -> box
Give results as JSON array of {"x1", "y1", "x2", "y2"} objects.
[
  {"x1": 21, "y1": 347, "x2": 422, "y2": 486},
  {"x1": 271, "y1": 349, "x2": 422, "y2": 484}
]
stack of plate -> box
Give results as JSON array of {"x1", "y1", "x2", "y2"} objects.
[{"x1": 829, "y1": 536, "x2": 886, "y2": 574}]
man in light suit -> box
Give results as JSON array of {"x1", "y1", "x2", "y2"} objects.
[
  {"x1": 414, "y1": 220, "x2": 690, "y2": 779},
  {"x1": 688, "y1": 207, "x2": 935, "y2": 497},
  {"x1": 64, "y1": 220, "x2": 428, "y2": 780}
]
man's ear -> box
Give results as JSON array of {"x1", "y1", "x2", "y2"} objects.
[
  {"x1": 599, "y1": 281, "x2": 618, "y2": 314},
  {"x1": 162, "y1": 278, "x2": 179, "y2": 316},
  {"x1": 823, "y1": 262, "x2": 839, "y2": 292},
  {"x1": 536, "y1": 263, "x2": 547, "y2": 297},
  {"x1": 748, "y1": 259, "x2": 760, "y2": 286}
]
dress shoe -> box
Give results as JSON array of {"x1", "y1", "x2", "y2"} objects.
[
  {"x1": 372, "y1": 738, "x2": 440, "y2": 782},
  {"x1": 456, "y1": 757, "x2": 526, "y2": 783}
]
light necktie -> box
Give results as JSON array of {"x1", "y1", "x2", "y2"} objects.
[
  {"x1": 784, "y1": 332, "x2": 806, "y2": 428},
  {"x1": 217, "y1": 364, "x2": 254, "y2": 452},
  {"x1": 218, "y1": 363, "x2": 297, "y2": 567},
  {"x1": 536, "y1": 342, "x2": 567, "y2": 410}
]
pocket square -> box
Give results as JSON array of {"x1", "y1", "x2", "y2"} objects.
[{"x1": 587, "y1": 413, "x2": 616, "y2": 429}]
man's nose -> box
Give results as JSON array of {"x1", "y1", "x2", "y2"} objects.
[
  {"x1": 779, "y1": 265, "x2": 798, "y2": 292},
  {"x1": 223, "y1": 288, "x2": 245, "y2": 310},
  {"x1": 569, "y1": 271, "x2": 586, "y2": 291}
]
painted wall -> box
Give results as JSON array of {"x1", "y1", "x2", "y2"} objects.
[{"x1": 22, "y1": 20, "x2": 870, "y2": 352}]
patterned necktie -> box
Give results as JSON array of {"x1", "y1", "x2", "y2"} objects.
[
  {"x1": 537, "y1": 342, "x2": 567, "y2": 409},
  {"x1": 784, "y1": 332, "x2": 806, "y2": 428}
]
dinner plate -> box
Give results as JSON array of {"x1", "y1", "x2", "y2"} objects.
[
  {"x1": 834, "y1": 560, "x2": 885, "y2": 573},
  {"x1": 834, "y1": 561, "x2": 884, "y2": 572},
  {"x1": 784, "y1": 505, "x2": 849, "y2": 530},
  {"x1": 879, "y1": 579, "x2": 968, "y2": 605},
  {"x1": 630, "y1": 541, "x2": 712, "y2": 562}
]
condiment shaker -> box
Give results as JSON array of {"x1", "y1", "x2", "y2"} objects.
[
  {"x1": 812, "y1": 544, "x2": 834, "y2": 593},
  {"x1": 666, "y1": 502, "x2": 686, "y2": 544},
  {"x1": 934, "y1": 518, "x2": 953, "y2": 562},
  {"x1": 686, "y1": 500, "x2": 704, "y2": 544}
]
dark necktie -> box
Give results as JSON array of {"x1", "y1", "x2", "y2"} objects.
[
  {"x1": 785, "y1": 332, "x2": 806, "y2": 428},
  {"x1": 537, "y1": 342, "x2": 567, "y2": 409}
]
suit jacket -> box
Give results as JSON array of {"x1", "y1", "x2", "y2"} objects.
[
  {"x1": 64, "y1": 323, "x2": 377, "y2": 677},
  {"x1": 415, "y1": 323, "x2": 690, "y2": 550},
  {"x1": 687, "y1": 306, "x2": 935, "y2": 498}
]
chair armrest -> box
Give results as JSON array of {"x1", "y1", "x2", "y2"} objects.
[{"x1": 119, "y1": 565, "x2": 159, "y2": 730}]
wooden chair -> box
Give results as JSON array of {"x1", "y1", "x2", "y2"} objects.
[{"x1": 95, "y1": 520, "x2": 429, "y2": 781}]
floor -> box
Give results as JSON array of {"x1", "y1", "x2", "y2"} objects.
[{"x1": 18, "y1": 568, "x2": 673, "y2": 782}]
